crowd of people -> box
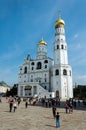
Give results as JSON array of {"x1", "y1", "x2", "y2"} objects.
[
  {"x1": 41, "y1": 98, "x2": 60, "y2": 108},
  {"x1": 0, "y1": 96, "x2": 85, "y2": 128}
]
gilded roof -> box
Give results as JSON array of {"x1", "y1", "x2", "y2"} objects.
[
  {"x1": 38, "y1": 40, "x2": 47, "y2": 45},
  {"x1": 55, "y1": 19, "x2": 65, "y2": 28}
]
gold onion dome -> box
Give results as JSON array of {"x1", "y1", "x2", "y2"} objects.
[
  {"x1": 55, "y1": 11, "x2": 65, "y2": 28},
  {"x1": 38, "y1": 40, "x2": 47, "y2": 45},
  {"x1": 55, "y1": 19, "x2": 65, "y2": 28},
  {"x1": 38, "y1": 37, "x2": 47, "y2": 45}
]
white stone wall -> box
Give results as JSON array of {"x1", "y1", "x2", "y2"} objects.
[
  {"x1": 0, "y1": 86, "x2": 10, "y2": 93},
  {"x1": 37, "y1": 44, "x2": 47, "y2": 59}
]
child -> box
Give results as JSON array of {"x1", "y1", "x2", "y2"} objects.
[
  {"x1": 56, "y1": 112, "x2": 60, "y2": 127},
  {"x1": 13, "y1": 101, "x2": 17, "y2": 112}
]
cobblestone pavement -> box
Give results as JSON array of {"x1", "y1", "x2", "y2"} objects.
[{"x1": 0, "y1": 98, "x2": 86, "y2": 130}]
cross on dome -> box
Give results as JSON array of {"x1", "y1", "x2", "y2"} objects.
[{"x1": 55, "y1": 11, "x2": 65, "y2": 28}]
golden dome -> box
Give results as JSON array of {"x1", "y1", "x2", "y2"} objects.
[
  {"x1": 55, "y1": 19, "x2": 65, "y2": 28},
  {"x1": 38, "y1": 40, "x2": 47, "y2": 45}
]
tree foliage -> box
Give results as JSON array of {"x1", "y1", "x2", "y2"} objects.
[
  {"x1": 6, "y1": 84, "x2": 18, "y2": 97},
  {"x1": 73, "y1": 85, "x2": 86, "y2": 99}
]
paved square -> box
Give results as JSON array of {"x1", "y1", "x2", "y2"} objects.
[{"x1": 0, "y1": 98, "x2": 86, "y2": 130}]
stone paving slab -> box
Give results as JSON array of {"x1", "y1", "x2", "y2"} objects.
[{"x1": 0, "y1": 98, "x2": 86, "y2": 130}]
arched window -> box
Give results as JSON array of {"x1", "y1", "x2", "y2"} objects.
[
  {"x1": 63, "y1": 69, "x2": 67, "y2": 75},
  {"x1": 55, "y1": 69, "x2": 59, "y2": 75},
  {"x1": 24, "y1": 66, "x2": 27, "y2": 74},
  {"x1": 45, "y1": 78, "x2": 47, "y2": 82},
  {"x1": 32, "y1": 67, "x2": 34, "y2": 70},
  {"x1": 31, "y1": 79, "x2": 33, "y2": 82},
  {"x1": 44, "y1": 60, "x2": 48, "y2": 63},
  {"x1": 20, "y1": 68, "x2": 22, "y2": 70},
  {"x1": 31, "y1": 75, "x2": 33, "y2": 82},
  {"x1": 31, "y1": 62, "x2": 34, "y2": 65},
  {"x1": 70, "y1": 70, "x2": 71, "y2": 76},
  {"x1": 61, "y1": 45, "x2": 64, "y2": 49},
  {"x1": 57, "y1": 45, "x2": 59, "y2": 49},
  {"x1": 37, "y1": 62, "x2": 42, "y2": 69},
  {"x1": 45, "y1": 86, "x2": 47, "y2": 89},
  {"x1": 45, "y1": 65, "x2": 47, "y2": 69}
]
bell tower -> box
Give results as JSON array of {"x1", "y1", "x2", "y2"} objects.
[
  {"x1": 54, "y1": 13, "x2": 68, "y2": 65},
  {"x1": 51, "y1": 13, "x2": 73, "y2": 99}
]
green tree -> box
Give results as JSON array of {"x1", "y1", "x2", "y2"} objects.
[
  {"x1": 73, "y1": 85, "x2": 86, "y2": 99},
  {"x1": 6, "y1": 84, "x2": 18, "y2": 97}
]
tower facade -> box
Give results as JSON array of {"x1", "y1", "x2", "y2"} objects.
[
  {"x1": 51, "y1": 16, "x2": 73, "y2": 99},
  {"x1": 37, "y1": 38, "x2": 47, "y2": 59}
]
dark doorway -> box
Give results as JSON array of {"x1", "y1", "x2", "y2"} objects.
[{"x1": 56, "y1": 90, "x2": 59, "y2": 98}]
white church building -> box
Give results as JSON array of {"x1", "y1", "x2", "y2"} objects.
[{"x1": 18, "y1": 15, "x2": 73, "y2": 99}]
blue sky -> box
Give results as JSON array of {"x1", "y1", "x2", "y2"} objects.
[{"x1": 0, "y1": 0, "x2": 86, "y2": 86}]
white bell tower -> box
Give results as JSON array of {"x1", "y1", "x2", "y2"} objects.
[
  {"x1": 51, "y1": 13, "x2": 73, "y2": 99},
  {"x1": 54, "y1": 13, "x2": 68, "y2": 65}
]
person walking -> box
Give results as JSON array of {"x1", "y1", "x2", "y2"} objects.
[
  {"x1": 25, "y1": 100, "x2": 28, "y2": 108},
  {"x1": 9, "y1": 98, "x2": 13, "y2": 112},
  {"x1": 65, "y1": 102, "x2": 69, "y2": 113},
  {"x1": 17, "y1": 97, "x2": 21, "y2": 106},
  {"x1": 56, "y1": 112, "x2": 60, "y2": 127},
  {"x1": 52, "y1": 106, "x2": 56, "y2": 118}
]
